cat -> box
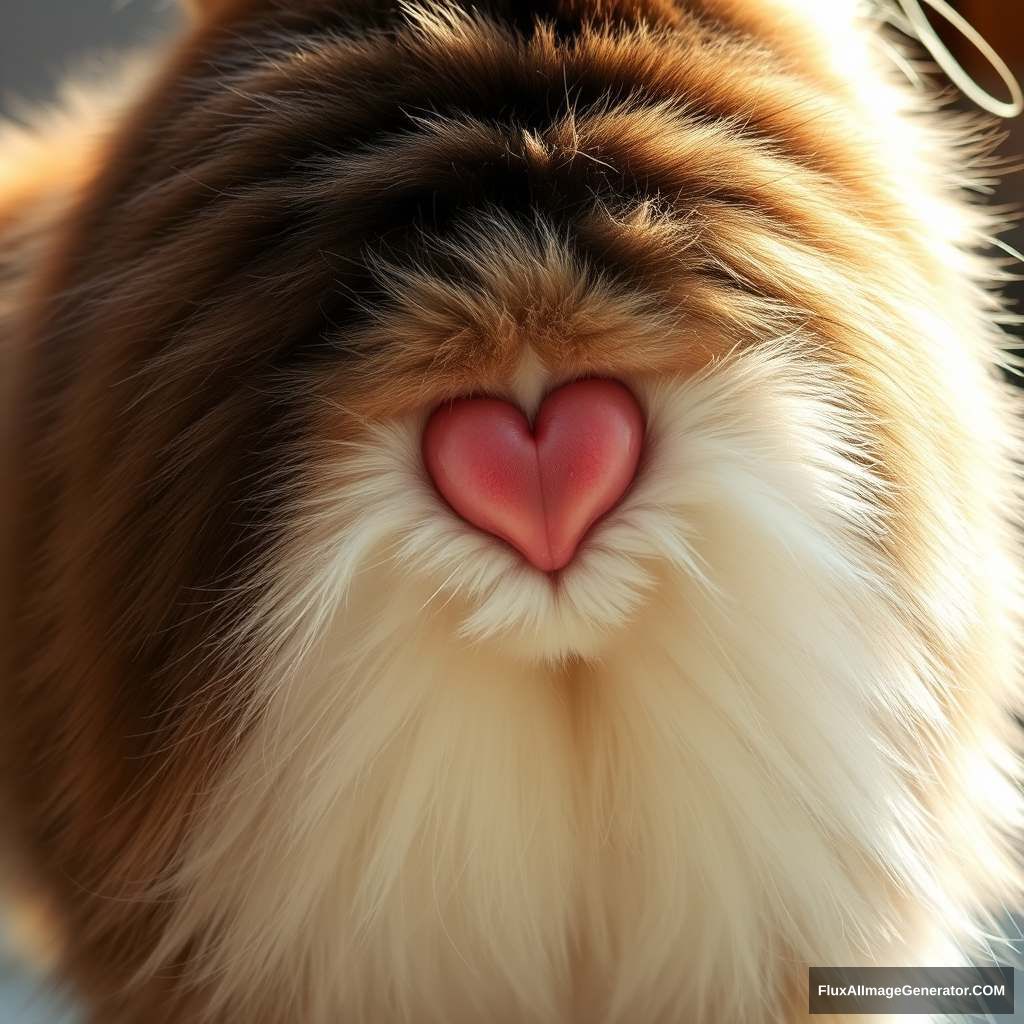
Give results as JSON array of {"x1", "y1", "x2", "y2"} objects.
[{"x1": 0, "y1": 1, "x2": 1021, "y2": 1021}]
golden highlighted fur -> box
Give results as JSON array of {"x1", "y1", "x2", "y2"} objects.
[{"x1": 1, "y1": 1, "x2": 1021, "y2": 1021}]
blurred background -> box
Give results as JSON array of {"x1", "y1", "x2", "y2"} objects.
[
  {"x1": 941, "y1": 0, "x2": 1024, "y2": 318},
  {"x1": 0, "y1": 0, "x2": 1021, "y2": 1021},
  {"x1": 0, "y1": 0, "x2": 179, "y2": 117}
]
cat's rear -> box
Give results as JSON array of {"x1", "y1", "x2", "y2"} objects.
[{"x1": 1, "y1": 2, "x2": 1021, "y2": 1022}]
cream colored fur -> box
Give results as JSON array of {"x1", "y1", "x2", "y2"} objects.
[{"x1": 149, "y1": 346, "x2": 1018, "y2": 1022}]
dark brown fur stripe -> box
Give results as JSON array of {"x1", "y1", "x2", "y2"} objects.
[
  {"x1": 128, "y1": 18, "x2": 863, "y2": 224},
  {"x1": 36, "y1": 10, "x2": 891, "y2": 380}
]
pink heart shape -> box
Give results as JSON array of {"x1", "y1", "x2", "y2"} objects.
[{"x1": 422, "y1": 378, "x2": 644, "y2": 571}]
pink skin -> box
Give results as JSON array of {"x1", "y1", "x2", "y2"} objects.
[{"x1": 422, "y1": 378, "x2": 645, "y2": 572}]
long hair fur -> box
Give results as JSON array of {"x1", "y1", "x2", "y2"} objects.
[{"x1": 1, "y1": 1, "x2": 1021, "y2": 1021}]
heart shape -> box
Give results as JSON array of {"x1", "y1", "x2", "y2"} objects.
[{"x1": 422, "y1": 378, "x2": 644, "y2": 571}]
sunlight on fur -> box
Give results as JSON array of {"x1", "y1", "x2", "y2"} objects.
[{"x1": 1, "y1": 0, "x2": 1022, "y2": 1021}]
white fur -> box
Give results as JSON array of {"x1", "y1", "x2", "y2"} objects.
[{"x1": 145, "y1": 340, "x2": 1013, "y2": 1022}]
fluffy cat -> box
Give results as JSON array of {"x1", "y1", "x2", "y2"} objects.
[{"x1": 1, "y1": 1, "x2": 1021, "y2": 1021}]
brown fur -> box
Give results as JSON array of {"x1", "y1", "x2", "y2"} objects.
[{"x1": 1, "y1": 1, "x2": 1020, "y2": 1020}]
